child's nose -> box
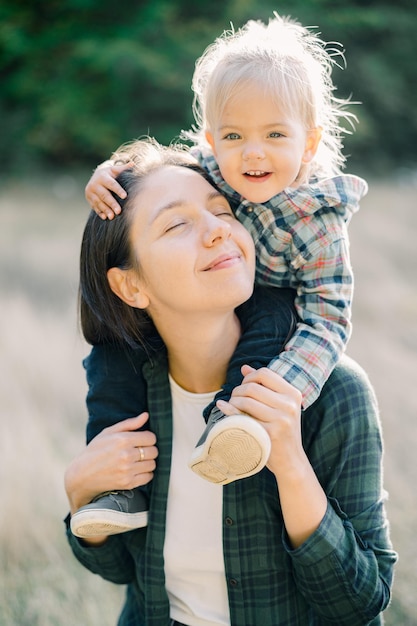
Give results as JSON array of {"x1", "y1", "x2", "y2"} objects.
[{"x1": 242, "y1": 142, "x2": 265, "y2": 160}]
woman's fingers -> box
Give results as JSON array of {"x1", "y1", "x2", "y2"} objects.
[
  {"x1": 102, "y1": 413, "x2": 158, "y2": 465},
  {"x1": 101, "y1": 412, "x2": 149, "y2": 434},
  {"x1": 91, "y1": 411, "x2": 157, "y2": 467},
  {"x1": 233, "y1": 367, "x2": 300, "y2": 405},
  {"x1": 217, "y1": 366, "x2": 302, "y2": 432},
  {"x1": 65, "y1": 412, "x2": 159, "y2": 510},
  {"x1": 241, "y1": 365, "x2": 301, "y2": 396}
]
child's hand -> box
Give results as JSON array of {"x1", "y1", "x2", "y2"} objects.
[{"x1": 85, "y1": 160, "x2": 134, "y2": 220}]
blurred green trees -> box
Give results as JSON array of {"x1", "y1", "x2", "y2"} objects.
[{"x1": 1, "y1": 0, "x2": 416, "y2": 175}]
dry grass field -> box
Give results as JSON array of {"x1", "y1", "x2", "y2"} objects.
[{"x1": 0, "y1": 175, "x2": 415, "y2": 625}]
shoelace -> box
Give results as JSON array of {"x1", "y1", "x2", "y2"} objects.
[{"x1": 91, "y1": 489, "x2": 134, "y2": 503}]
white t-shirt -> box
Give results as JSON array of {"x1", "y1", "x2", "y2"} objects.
[{"x1": 164, "y1": 375, "x2": 230, "y2": 626}]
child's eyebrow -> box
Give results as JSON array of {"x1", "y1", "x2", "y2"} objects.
[{"x1": 218, "y1": 121, "x2": 291, "y2": 132}]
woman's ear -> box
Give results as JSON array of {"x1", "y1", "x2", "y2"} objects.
[
  {"x1": 107, "y1": 267, "x2": 149, "y2": 309},
  {"x1": 302, "y1": 127, "x2": 322, "y2": 164}
]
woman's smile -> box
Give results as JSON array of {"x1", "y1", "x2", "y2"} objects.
[{"x1": 201, "y1": 250, "x2": 242, "y2": 271}]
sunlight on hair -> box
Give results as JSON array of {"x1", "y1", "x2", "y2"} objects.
[{"x1": 184, "y1": 12, "x2": 358, "y2": 177}]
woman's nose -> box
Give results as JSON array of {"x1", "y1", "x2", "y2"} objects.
[{"x1": 203, "y1": 214, "x2": 231, "y2": 246}]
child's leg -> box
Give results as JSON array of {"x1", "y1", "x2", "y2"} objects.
[
  {"x1": 190, "y1": 286, "x2": 296, "y2": 485},
  {"x1": 71, "y1": 341, "x2": 160, "y2": 538},
  {"x1": 84, "y1": 342, "x2": 151, "y2": 443}
]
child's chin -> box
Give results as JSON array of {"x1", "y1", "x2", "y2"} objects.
[{"x1": 244, "y1": 189, "x2": 279, "y2": 204}]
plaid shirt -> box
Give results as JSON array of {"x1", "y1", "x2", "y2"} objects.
[
  {"x1": 194, "y1": 149, "x2": 368, "y2": 408},
  {"x1": 66, "y1": 352, "x2": 396, "y2": 626}
]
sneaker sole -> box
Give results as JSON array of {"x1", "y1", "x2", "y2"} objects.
[
  {"x1": 70, "y1": 509, "x2": 148, "y2": 538},
  {"x1": 189, "y1": 415, "x2": 271, "y2": 485}
]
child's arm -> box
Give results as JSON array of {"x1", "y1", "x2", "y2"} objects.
[
  {"x1": 267, "y1": 234, "x2": 353, "y2": 409},
  {"x1": 207, "y1": 249, "x2": 351, "y2": 419},
  {"x1": 232, "y1": 175, "x2": 366, "y2": 410},
  {"x1": 208, "y1": 208, "x2": 354, "y2": 412},
  {"x1": 85, "y1": 160, "x2": 133, "y2": 220}
]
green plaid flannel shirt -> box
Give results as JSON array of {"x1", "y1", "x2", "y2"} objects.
[{"x1": 66, "y1": 353, "x2": 396, "y2": 626}]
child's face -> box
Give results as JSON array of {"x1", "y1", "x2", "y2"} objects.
[{"x1": 206, "y1": 84, "x2": 321, "y2": 203}]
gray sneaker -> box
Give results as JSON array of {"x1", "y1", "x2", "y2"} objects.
[
  {"x1": 189, "y1": 407, "x2": 271, "y2": 485},
  {"x1": 70, "y1": 487, "x2": 148, "y2": 538}
]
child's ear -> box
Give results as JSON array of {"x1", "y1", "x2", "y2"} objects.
[
  {"x1": 107, "y1": 267, "x2": 149, "y2": 309},
  {"x1": 302, "y1": 127, "x2": 322, "y2": 163},
  {"x1": 205, "y1": 130, "x2": 216, "y2": 155}
]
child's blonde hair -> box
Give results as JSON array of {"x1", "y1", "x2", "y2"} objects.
[{"x1": 184, "y1": 13, "x2": 357, "y2": 178}]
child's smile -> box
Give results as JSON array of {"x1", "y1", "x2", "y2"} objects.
[{"x1": 206, "y1": 83, "x2": 321, "y2": 203}]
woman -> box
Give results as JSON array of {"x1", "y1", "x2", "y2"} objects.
[{"x1": 65, "y1": 138, "x2": 396, "y2": 625}]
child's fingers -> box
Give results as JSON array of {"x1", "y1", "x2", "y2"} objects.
[
  {"x1": 104, "y1": 174, "x2": 128, "y2": 201},
  {"x1": 86, "y1": 168, "x2": 126, "y2": 204},
  {"x1": 106, "y1": 162, "x2": 135, "y2": 200},
  {"x1": 87, "y1": 189, "x2": 121, "y2": 219},
  {"x1": 109, "y1": 161, "x2": 135, "y2": 174},
  {"x1": 85, "y1": 160, "x2": 135, "y2": 218},
  {"x1": 94, "y1": 195, "x2": 119, "y2": 220},
  {"x1": 87, "y1": 195, "x2": 114, "y2": 220}
]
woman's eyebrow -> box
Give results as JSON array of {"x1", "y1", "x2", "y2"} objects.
[
  {"x1": 152, "y1": 200, "x2": 183, "y2": 221},
  {"x1": 151, "y1": 190, "x2": 225, "y2": 223},
  {"x1": 207, "y1": 190, "x2": 225, "y2": 202}
]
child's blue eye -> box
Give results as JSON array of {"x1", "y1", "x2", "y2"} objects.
[
  {"x1": 269, "y1": 132, "x2": 283, "y2": 138},
  {"x1": 224, "y1": 133, "x2": 241, "y2": 140}
]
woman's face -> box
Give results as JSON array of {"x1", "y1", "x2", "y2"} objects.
[{"x1": 126, "y1": 165, "x2": 255, "y2": 321}]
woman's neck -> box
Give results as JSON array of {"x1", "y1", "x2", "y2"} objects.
[{"x1": 156, "y1": 311, "x2": 241, "y2": 394}]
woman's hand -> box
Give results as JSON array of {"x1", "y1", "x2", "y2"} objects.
[
  {"x1": 64, "y1": 412, "x2": 158, "y2": 516},
  {"x1": 217, "y1": 365, "x2": 304, "y2": 478},
  {"x1": 85, "y1": 160, "x2": 133, "y2": 220},
  {"x1": 217, "y1": 366, "x2": 327, "y2": 548}
]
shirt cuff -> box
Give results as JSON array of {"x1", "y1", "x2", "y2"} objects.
[
  {"x1": 64, "y1": 513, "x2": 113, "y2": 556},
  {"x1": 282, "y1": 498, "x2": 349, "y2": 564}
]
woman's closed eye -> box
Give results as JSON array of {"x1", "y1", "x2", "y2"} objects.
[
  {"x1": 164, "y1": 219, "x2": 187, "y2": 233},
  {"x1": 211, "y1": 206, "x2": 235, "y2": 220}
]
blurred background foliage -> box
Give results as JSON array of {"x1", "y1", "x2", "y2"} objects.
[
  {"x1": 1, "y1": 3, "x2": 416, "y2": 623},
  {"x1": 1, "y1": 0, "x2": 416, "y2": 176}
]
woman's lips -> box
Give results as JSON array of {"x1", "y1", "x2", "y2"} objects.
[{"x1": 202, "y1": 252, "x2": 241, "y2": 271}]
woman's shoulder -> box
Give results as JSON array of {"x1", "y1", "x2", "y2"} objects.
[
  {"x1": 303, "y1": 355, "x2": 381, "y2": 440},
  {"x1": 322, "y1": 354, "x2": 377, "y2": 402}
]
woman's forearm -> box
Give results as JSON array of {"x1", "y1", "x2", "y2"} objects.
[
  {"x1": 64, "y1": 454, "x2": 101, "y2": 515},
  {"x1": 272, "y1": 449, "x2": 327, "y2": 548}
]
